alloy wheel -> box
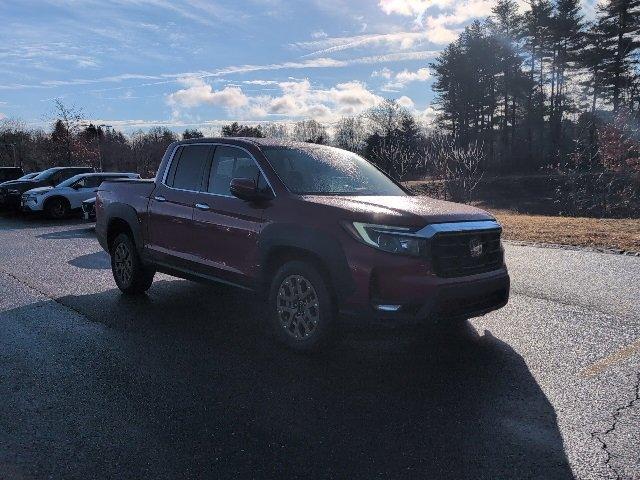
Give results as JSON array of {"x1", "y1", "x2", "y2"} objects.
[
  {"x1": 277, "y1": 274, "x2": 320, "y2": 340},
  {"x1": 114, "y1": 242, "x2": 133, "y2": 286}
]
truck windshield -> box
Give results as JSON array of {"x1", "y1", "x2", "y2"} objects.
[{"x1": 262, "y1": 145, "x2": 407, "y2": 196}]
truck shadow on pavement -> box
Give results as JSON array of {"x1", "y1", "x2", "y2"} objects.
[{"x1": 1, "y1": 279, "x2": 576, "y2": 480}]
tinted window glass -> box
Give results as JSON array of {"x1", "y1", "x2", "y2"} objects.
[
  {"x1": 82, "y1": 176, "x2": 103, "y2": 188},
  {"x1": 207, "y1": 146, "x2": 264, "y2": 195},
  {"x1": 262, "y1": 145, "x2": 406, "y2": 196},
  {"x1": 168, "y1": 145, "x2": 210, "y2": 190},
  {"x1": 50, "y1": 171, "x2": 69, "y2": 185}
]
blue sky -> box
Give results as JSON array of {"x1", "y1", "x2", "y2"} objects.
[{"x1": 0, "y1": 0, "x2": 543, "y2": 133}]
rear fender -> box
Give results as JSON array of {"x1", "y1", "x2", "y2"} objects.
[{"x1": 103, "y1": 202, "x2": 144, "y2": 254}]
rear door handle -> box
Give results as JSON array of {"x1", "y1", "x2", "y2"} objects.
[
  {"x1": 154, "y1": 195, "x2": 166, "y2": 202},
  {"x1": 195, "y1": 203, "x2": 210, "y2": 211}
]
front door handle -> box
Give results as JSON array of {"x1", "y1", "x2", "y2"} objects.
[
  {"x1": 154, "y1": 195, "x2": 166, "y2": 202},
  {"x1": 195, "y1": 203, "x2": 210, "y2": 211}
]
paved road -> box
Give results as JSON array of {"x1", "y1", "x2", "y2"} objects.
[{"x1": 0, "y1": 214, "x2": 638, "y2": 479}]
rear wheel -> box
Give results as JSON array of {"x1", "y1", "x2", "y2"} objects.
[
  {"x1": 45, "y1": 197, "x2": 69, "y2": 219},
  {"x1": 268, "y1": 260, "x2": 335, "y2": 352},
  {"x1": 110, "y1": 233, "x2": 155, "y2": 294}
]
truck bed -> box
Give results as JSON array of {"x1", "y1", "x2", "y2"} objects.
[{"x1": 97, "y1": 178, "x2": 157, "y2": 224}]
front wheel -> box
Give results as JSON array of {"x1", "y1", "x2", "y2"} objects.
[
  {"x1": 268, "y1": 260, "x2": 335, "y2": 352},
  {"x1": 110, "y1": 233, "x2": 155, "y2": 294},
  {"x1": 45, "y1": 198, "x2": 69, "y2": 219}
]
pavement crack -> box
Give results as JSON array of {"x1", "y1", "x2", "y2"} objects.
[
  {"x1": 511, "y1": 289, "x2": 622, "y2": 319},
  {"x1": 590, "y1": 371, "x2": 640, "y2": 480},
  {"x1": 0, "y1": 267, "x2": 91, "y2": 323}
]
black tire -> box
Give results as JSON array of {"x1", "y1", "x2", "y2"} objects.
[
  {"x1": 110, "y1": 233, "x2": 155, "y2": 294},
  {"x1": 268, "y1": 260, "x2": 335, "y2": 352},
  {"x1": 45, "y1": 197, "x2": 70, "y2": 219}
]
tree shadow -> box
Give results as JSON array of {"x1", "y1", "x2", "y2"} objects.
[
  {"x1": 0, "y1": 213, "x2": 85, "y2": 231},
  {"x1": 38, "y1": 227, "x2": 95, "y2": 240},
  {"x1": 0, "y1": 280, "x2": 575, "y2": 479}
]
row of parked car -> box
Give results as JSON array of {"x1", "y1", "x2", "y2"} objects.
[{"x1": 0, "y1": 166, "x2": 139, "y2": 220}]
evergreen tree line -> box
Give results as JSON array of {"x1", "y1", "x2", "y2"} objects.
[
  {"x1": 430, "y1": 0, "x2": 640, "y2": 172},
  {"x1": 2, "y1": 0, "x2": 640, "y2": 222}
]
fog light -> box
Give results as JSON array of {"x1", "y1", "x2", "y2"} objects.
[{"x1": 374, "y1": 304, "x2": 402, "y2": 312}]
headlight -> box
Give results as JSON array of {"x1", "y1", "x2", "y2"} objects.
[{"x1": 349, "y1": 222, "x2": 428, "y2": 256}]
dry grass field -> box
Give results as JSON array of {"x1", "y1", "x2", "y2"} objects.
[{"x1": 490, "y1": 210, "x2": 640, "y2": 253}]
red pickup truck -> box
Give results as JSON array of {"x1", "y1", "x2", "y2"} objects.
[{"x1": 96, "y1": 138, "x2": 509, "y2": 351}]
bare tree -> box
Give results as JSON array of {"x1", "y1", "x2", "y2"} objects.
[
  {"x1": 333, "y1": 116, "x2": 367, "y2": 153},
  {"x1": 262, "y1": 122, "x2": 290, "y2": 139},
  {"x1": 369, "y1": 137, "x2": 420, "y2": 181},
  {"x1": 50, "y1": 99, "x2": 87, "y2": 165},
  {"x1": 429, "y1": 136, "x2": 485, "y2": 202},
  {"x1": 292, "y1": 120, "x2": 327, "y2": 143}
]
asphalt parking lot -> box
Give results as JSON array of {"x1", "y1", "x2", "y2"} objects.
[{"x1": 0, "y1": 214, "x2": 638, "y2": 479}]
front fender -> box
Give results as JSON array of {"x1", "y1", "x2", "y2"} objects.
[{"x1": 259, "y1": 223, "x2": 355, "y2": 301}]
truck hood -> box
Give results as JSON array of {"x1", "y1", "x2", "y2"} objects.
[{"x1": 301, "y1": 195, "x2": 494, "y2": 226}]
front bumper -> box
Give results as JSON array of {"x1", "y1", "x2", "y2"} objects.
[
  {"x1": 371, "y1": 270, "x2": 510, "y2": 322},
  {"x1": 0, "y1": 192, "x2": 21, "y2": 209},
  {"x1": 20, "y1": 196, "x2": 44, "y2": 212},
  {"x1": 339, "y1": 237, "x2": 510, "y2": 323}
]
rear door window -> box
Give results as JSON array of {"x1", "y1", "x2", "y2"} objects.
[{"x1": 166, "y1": 145, "x2": 211, "y2": 191}]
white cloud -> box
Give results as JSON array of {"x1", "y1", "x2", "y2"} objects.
[
  {"x1": 372, "y1": 67, "x2": 393, "y2": 79},
  {"x1": 395, "y1": 67, "x2": 431, "y2": 83},
  {"x1": 397, "y1": 96, "x2": 415, "y2": 108},
  {"x1": 243, "y1": 80, "x2": 281, "y2": 86},
  {"x1": 167, "y1": 77, "x2": 249, "y2": 111},
  {"x1": 261, "y1": 79, "x2": 384, "y2": 121},
  {"x1": 166, "y1": 77, "x2": 384, "y2": 123},
  {"x1": 0, "y1": 51, "x2": 438, "y2": 91},
  {"x1": 311, "y1": 30, "x2": 328, "y2": 39},
  {"x1": 418, "y1": 105, "x2": 438, "y2": 125},
  {"x1": 292, "y1": 30, "x2": 444, "y2": 57},
  {"x1": 376, "y1": 67, "x2": 432, "y2": 91},
  {"x1": 379, "y1": 0, "x2": 455, "y2": 23},
  {"x1": 378, "y1": 0, "x2": 497, "y2": 40}
]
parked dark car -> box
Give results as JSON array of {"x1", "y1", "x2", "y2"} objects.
[
  {"x1": 81, "y1": 197, "x2": 96, "y2": 221},
  {"x1": 0, "y1": 166, "x2": 93, "y2": 209},
  {"x1": 16, "y1": 172, "x2": 40, "y2": 180},
  {"x1": 96, "y1": 138, "x2": 509, "y2": 351},
  {"x1": 0, "y1": 167, "x2": 25, "y2": 183}
]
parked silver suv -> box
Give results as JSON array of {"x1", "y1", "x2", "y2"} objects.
[{"x1": 22, "y1": 172, "x2": 139, "y2": 218}]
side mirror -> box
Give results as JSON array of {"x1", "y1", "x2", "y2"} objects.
[{"x1": 229, "y1": 178, "x2": 272, "y2": 202}]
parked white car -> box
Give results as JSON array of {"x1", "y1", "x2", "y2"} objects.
[{"x1": 22, "y1": 172, "x2": 140, "y2": 218}]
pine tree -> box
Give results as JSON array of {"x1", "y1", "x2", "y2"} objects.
[
  {"x1": 549, "y1": 0, "x2": 584, "y2": 159},
  {"x1": 599, "y1": 0, "x2": 640, "y2": 111}
]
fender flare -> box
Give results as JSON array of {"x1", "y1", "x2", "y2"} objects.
[
  {"x1": 258, "y1": 223, "x2": 355, "y2": 301},
  {"x1": 103, "y1": 202, "x2": 144, "y2": 253}
]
